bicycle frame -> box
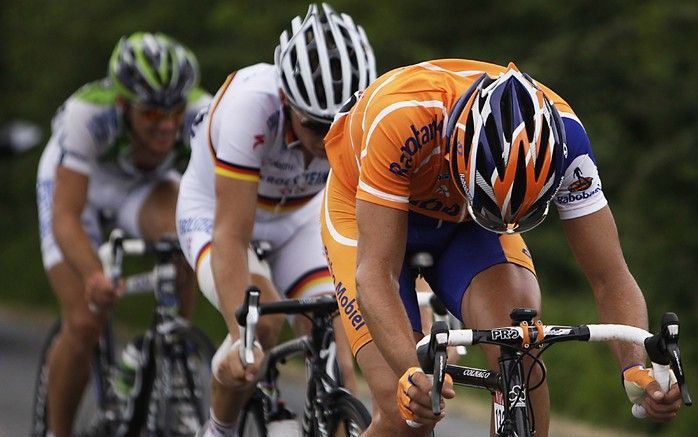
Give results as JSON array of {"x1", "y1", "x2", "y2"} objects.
[
  {"x1": 235, "y1": 289, "x2": 363, "y2": 436},
  {"x1": 98, "y1": 229, "x2": 210, "y2": 436}
]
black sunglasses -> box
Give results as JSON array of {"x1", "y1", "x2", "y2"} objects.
[{"x1": 289, "y1": 105, "x2": 332, "y2": 136}]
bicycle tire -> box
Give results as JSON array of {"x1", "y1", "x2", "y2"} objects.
[
  {"x1": 133, "y1": 326, "x2": 215, "y2": 436},
  {"x1": 30, "y1": 319, "x2": 115, "y2": 437},
  {"x1": 172, "y1": 326, "x2": 216, "y2": 434},
  {"x1": 237, "y1": 391, "x2": 268, "y2": 437},
  {"x1": 320, "y1": 390, "x2": 371, "y2": 437}
]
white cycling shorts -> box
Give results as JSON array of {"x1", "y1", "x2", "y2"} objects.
[
  {"x1": 36, "y1": 141, "x2": 180, "y2": 270},
  {"x1": 176, "y1": 186, "x2": 333, "y2": 311}
]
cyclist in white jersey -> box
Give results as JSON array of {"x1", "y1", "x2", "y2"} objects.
[
  {"x1": 175, "y1": 4, "x2": 375, "y2": 436},
  {"x1": 35, "y1": 32, "x2": 210, "y2": 437}
]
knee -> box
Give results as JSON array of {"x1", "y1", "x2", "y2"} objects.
[
  {"x1": 61, "y1": 313, "x2": 102, "y2": 354},
  {"x1": 140, "y1": 181, "x2": 178, "y2": 238},
  {"x1": 367, "y1": 375, "x2": 428, "y2": 434},
  {"x1": 256, "y1": 316, "x2": 283, "y2": 350},
  {"x1": 370, "y1": 407, "x2": 433, "y2": 436}
]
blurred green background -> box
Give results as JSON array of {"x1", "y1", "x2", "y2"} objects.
[{"x1": 1, "y1": 0, "x2": 696, "y2": 435}]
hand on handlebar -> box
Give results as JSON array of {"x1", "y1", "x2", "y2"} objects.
[
  {"x1": 212, "y1": 335, "x2": 264, "y2": 388},
  {"x1": 85, "y1": 269, "x2": 123, "y2": 313},
  {"x1": 397, "y1": 367, "x2": 455, "y2": 428},
  {"x1": 624, "y1": 365, "x2": 682, "y2": 422}
]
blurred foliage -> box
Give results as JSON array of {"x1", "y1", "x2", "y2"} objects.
[{"x1": 1, "y1": 0, "x2": 697, "y2": 434}]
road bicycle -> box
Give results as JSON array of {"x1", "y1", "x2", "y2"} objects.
[
  {"x1": 233, "y1": 286, "x2": 372, "y2": 436},
  {"x1": 30, "y1": 229, "x2": 215, "y2": 436},
  {"x1": 416, "y1": 309, "x2": 693, "y2": 436}
]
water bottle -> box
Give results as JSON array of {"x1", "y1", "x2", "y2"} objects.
[
  {"x1": 111, "y1": 339, "x2": 143, "y2": 400},
  {"x1": 267, "y1": 405, "x2": 301, "y2": 437},
  {"x1": 267, "y1": 419, "x2": 301, "y2": 437}
]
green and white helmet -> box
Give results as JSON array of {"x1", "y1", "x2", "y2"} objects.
[{"x1": 109, "y1": 32, "x2": 199, "y2": 109}]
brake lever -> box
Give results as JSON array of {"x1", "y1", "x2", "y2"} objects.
[
  {"x1": 235, "y1": 286, "x2": 260, "y2": 367},
  {"x1": 666, "y1": 342, "x2": 693, "y2": 406},
  {"x1": 659, "y1": 313, "x2": 692, "y2": 406},
  {"x1": 429, "y1": 321, "x2": 450, "y2": 416},
  {"x1": 644, "y1": 313, "x2": 693, "y2": 407}
]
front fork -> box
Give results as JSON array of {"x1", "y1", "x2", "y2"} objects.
[{"x1": 495, "y1": 347, "x2": 531, "y2": 437}]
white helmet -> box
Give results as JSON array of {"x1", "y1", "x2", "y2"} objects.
[{"x1": 275, "y1": 3, "x2": 376, "y2": 124}]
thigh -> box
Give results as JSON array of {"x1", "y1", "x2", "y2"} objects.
[
  {"x1": 461, "y1": 262, "x2": 541, "y2": 329},
  {"x1": 135, "y1": 175, "x2": 180, "y2": 239},
  {"x1": 269, "y1": 204, "x2": 333, "y2": 299},
  {"x1": 428, "y1": 221, "x2": 536, "y2": 322},
  {"x1": 112, "y1": 171, "x2": 180, "y2": 239}
]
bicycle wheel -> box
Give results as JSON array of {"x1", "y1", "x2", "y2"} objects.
[
  {"x1": 30, "y1": 320, "x2": 116, "y2": 437},
  {"x1": 237, "y1": 391, "x2": 268, "y2": 437},
  {"x1": 140, "y1": 326, "x2": 216, "y2": 436},
  {"x1": 321, "y1": 390, "x2": 371, "y2": 437}
]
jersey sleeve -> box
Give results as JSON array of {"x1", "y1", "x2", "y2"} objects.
[
  {"x1": 356, "y1": 103, "x2": 438, "y2": 210},
  {"x1": 210, "y1": 83, "x2": 276, "y2": 183},
  {"x1": 54, "y1": 99, "x2": 112, "y2": 175},
  {"x1": 182, "y1": 87, "x2": 212, "y2": 148},
  {"x1": 553, "y1": 117, "x2": 608, "y2": 219}
]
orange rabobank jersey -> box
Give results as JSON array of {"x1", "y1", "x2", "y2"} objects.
[{"x1": 324, "y1": 59, "x2": 576, "y2": 223}]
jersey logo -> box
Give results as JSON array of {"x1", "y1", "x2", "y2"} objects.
[
  {"x1": 434, "y1": 184, "x2": 450, "y2": 197},
  {"x1": 389, "y1": 117, "x2": 443, "y2": 178},
  {"x1": 568, "y1": 167, "x2": 593, "y2": 192},
  {"x1": 252, "y1": 134, "x2": 265, "y2": 149}
]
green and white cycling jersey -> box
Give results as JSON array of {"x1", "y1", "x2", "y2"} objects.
[{"x1": 36, "y1": 79, "x2": 211, "y2": 270}]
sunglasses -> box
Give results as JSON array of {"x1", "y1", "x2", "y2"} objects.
[
  {"x1": 290, "y1": 106, "x2": 332, "y2": 136},
  {"x1": 132, "y1": 104, "x2": 186, "y2": 123}
]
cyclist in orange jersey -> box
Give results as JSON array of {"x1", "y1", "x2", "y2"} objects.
[{"x1": 321, "y1": 59, "x2": 683, "y2": 436}]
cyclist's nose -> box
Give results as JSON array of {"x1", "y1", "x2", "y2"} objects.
[{"x1": 155, "y1": 116, "x2": 179, "y2": 132}]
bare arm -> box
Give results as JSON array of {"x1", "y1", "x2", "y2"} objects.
[
  {"x1": 562, "y1": 205, "x2": 647, "y2": 368},
  {"x1": 212, "y1": 173, "x2": 258, "y2": 339},
  {"x1": 53, "y1": 165, "x2": 121, "y2": 308},
  {"x1": 355, "y1": 199, "x2": 417, "y2": 375},
  {"x1": 52, "y1": 166, "x2": 102, "y2": 279}
]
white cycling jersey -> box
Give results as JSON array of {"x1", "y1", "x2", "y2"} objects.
[
  {"x1": 37, "y1": 79, "x2": 211, "y2": 270},
  {"x1": 177, "y1": 63, "x2": 333, "y2": 304}
]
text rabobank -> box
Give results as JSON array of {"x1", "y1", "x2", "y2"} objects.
[
  {"x1": 335, "y1": 281, "x2": 366, "y2": 331},
  {"x1": 556, "y1": 186, "x2": 601, "y2": 204},
  {"x1": 389, "y1": 117, "x2": 443, "y2": 177}
]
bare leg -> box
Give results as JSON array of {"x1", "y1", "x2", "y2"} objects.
[
  {"x1": 461, "y1": 263, "x2": 550, "y2": 437},
  {"x1": 139, "y1": 180, "x2": 198, "y2": 320},
  {"x1": 355, "y1": 338, "x2": 434, "y2": 437},
  {"x1": 46, "y1": 262, "x2": 106, "y2": 437}
]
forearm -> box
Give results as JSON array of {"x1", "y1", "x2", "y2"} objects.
[
  {"x1": 211, "y1": 239, "x2": 251, "y2": 339},
  {"x1": 591, "y1": 269, "x2": 648, "y2": 368},
  {"x1": 356, "y1": 267, "x2": 418, "y2": 376},
  {"x1": 53, "y1": 212, "x2": 102, "y2": 280}
]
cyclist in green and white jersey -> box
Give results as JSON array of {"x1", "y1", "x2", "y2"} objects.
[{"x1": 35, "y1": 32, "x2": 211, "y2": 437}]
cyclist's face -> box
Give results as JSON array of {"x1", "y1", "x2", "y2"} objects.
[
  {"x1": 127, "y1": 103, "x2": 185, "y2": 154},
  {"x1": 288, "y1": 106, "x2": 331, "y2": 159}
]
